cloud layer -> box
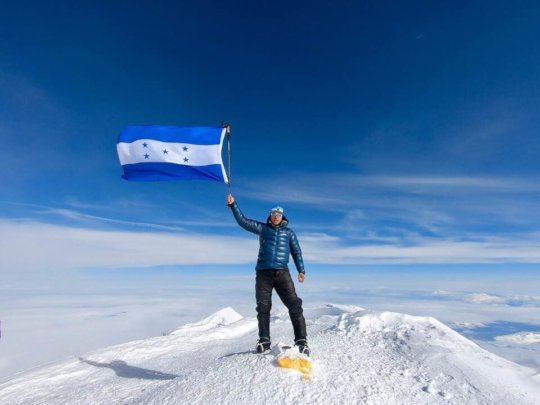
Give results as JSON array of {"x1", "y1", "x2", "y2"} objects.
[
  {"x1": 0, "y1": 219, "x2": 256, "y2": 273},
  {"x1": 2, "y1": 217, "x2": 540, "y2": 276}
]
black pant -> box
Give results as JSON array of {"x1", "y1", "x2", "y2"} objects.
[{"x1": 255, "y1": 269, "x2": 307, "y2": 342}]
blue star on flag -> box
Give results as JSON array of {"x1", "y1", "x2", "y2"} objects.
[{"x1": 144, "y1": 153, "x2": 150, "y2": 159}]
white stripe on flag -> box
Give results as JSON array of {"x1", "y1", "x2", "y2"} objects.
[{"x1": 117, "y1": 140, "x2": 223, "y2": 166}]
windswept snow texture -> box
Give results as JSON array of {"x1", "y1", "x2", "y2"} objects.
[{"x1": 0, "y1": 305, "x2": 539, "y2": 405}]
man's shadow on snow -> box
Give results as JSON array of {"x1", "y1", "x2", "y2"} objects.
[{"x1": 79, "y1": 357, "x2": 180, "y2": 380}]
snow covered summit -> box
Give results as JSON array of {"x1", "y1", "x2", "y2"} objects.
[{"x1": 0, "y1": 304, "x2": 539, "y2": 404}]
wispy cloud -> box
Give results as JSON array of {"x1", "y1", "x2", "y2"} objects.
[
  {"x1": 341, "y1": 104, "x2": 538, "y2": 176},
  {"x1": 0, "y1": 219, "x2": 256, "y2": 273},
  {"x1": 433, "y1": 291, "x2": 540, "y2": 307},
  {"x1": 64, "y1": 197, "x2": 157, "y2": 212},
  {"x1": 300, "y1": 232, "x2": 540, "y2": 264},
  {"x1": 2, "y1": 200, "x2": 236, "y2": 232},
  {"x1": 358, "y1": 175, "x2": 540, "y2": 193},
  {"x1": 46, "y1": 208, "x2": 191, "y2": 232},
  {"x1": 241, "y1": 173, "x2": 540, "y2": 238},
  {"x1": 0, "y1": 72, "x2": 63, "y2": 116},
  {"x1": 1, "y1": 201, "x2": 188, "y2": 232},
  {"x1": 2, "y1": 217, "x2": 540, "y2": 278},
  {"x1": 244, "y1": 173, "x2": 540, "y2": 203},
  {"x1": 3, "y1": 168, "x2": 540, "y2": 276},
  {"x1": 63, "y1": 197, "x2": 236, "y2": 230}
]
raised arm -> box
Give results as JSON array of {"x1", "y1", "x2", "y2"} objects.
[{"x1": 227, "y1": 194, "x2": 263, "y2": 235}]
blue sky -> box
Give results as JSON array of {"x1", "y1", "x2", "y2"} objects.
[
  {"x1": 1, "y1": 1, "x2": 540, "y2": 276},
  {"x1": 4, "y1": 1, "x2": 540, "y2": 380}
]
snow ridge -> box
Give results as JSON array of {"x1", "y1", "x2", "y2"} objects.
[{"x1": 0, "y1": 304, "x2": 539, "y2": 405}]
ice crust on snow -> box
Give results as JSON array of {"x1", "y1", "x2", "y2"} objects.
[{"x1": 0, "y1": 303, "x2": 539, "y2": 404}]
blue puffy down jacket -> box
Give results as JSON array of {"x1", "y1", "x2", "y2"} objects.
[{"x1": 229, "y1": 202, "x2": 305, "y2": 273}]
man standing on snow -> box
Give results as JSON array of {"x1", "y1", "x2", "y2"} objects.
[{"x1": 227, "y1": 194, "x2": 309, "y2": 356}]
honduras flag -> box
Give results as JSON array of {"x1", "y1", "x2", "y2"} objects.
[{"x1": 117, "y1": 126, "x2": 229, "y2": 183}]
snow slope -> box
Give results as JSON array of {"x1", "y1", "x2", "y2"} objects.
[{"x1": 0, "y1": 304, "x2": 539, "y2": 405}]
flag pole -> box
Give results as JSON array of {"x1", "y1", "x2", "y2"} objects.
[{"x1": 222, "y1": 122, "x2": 232, "y2": 195}]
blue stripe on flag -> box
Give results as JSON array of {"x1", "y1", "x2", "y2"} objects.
[
  {"x1": 119, "y1": 126, "x2": 223, "y2": 145},
  {"x1": 121, "y1": 162, "x2": 226, "y2": 182}
]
